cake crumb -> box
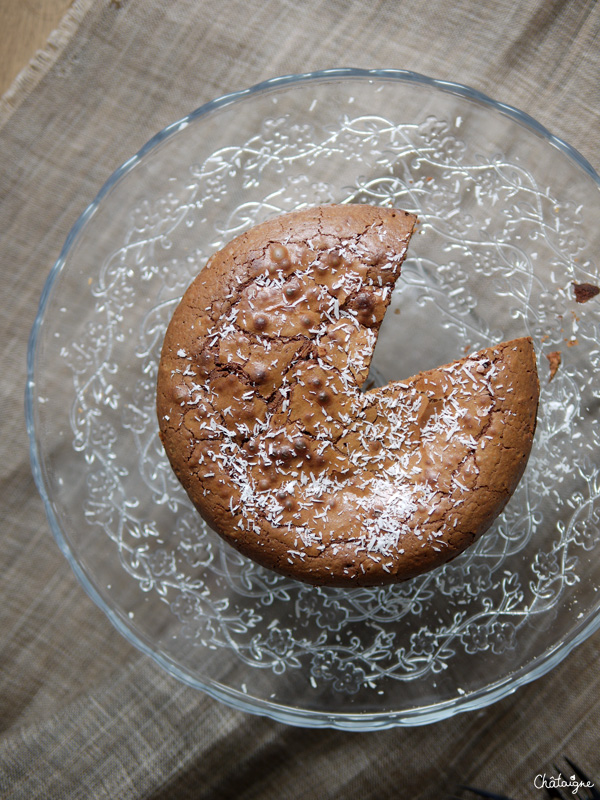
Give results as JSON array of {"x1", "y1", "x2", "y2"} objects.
[
  {"x1": 572, "y1": 281, "x2": 600, "y2": 303},
  {"x1": 546, "y1": 350, "x2": 561, "y2": 382}
]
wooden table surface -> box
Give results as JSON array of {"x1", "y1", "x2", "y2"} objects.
[{"x1": 0, "y1": 0, "x2": 74, "y2": 97}]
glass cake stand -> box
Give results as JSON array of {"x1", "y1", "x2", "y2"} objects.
[{"x1": 26, "y1": 69, "x2": 600, "y2": 729}]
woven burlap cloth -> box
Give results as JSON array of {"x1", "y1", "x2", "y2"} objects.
[{"x1": 2, "y1": 1, "x2": 600, "y2": 797}]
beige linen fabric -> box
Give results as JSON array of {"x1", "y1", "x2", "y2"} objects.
[{"x1": 1, "y1": 1, "x2": 600, "y2": 797}]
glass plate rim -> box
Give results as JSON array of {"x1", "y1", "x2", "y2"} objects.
[{"x1": 25, "y1": 67, "x2": 600, "y2": 730}]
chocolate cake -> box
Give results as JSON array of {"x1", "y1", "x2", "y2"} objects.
[{"x1": 157, "y1": 205, "x2": 539, "y2": 586}]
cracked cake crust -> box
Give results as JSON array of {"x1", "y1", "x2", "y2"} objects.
[{"x1": 157, "y1": 205, "x2": 539, "y2": 586}]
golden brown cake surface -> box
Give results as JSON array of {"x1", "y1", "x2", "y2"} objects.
[{"x1": 157, "y1": 205, "x2": 539, "y2": 586}]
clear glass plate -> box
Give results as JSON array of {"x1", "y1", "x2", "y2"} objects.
[{"x1": 26, "y1": 69, "x2": 600, "y2": 729}]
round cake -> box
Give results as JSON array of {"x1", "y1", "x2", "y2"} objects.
[{"x1": 157, "y1": 205, "x2": 539, "y2": 586}]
